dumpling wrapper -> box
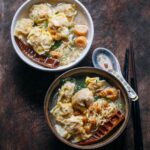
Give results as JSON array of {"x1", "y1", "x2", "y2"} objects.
[
  {"x1": 29, "y1": 4, "x2": 52, "y2": 23},
  {"x1": 55, "y1": 3, "x2": 77, "y2": 18},
  {"x1": 51, "y1": 102, "x2": 73, "y2": 118},
  {"x1": 58, "y1": 81, "x2": 75, "y2": 102},
  {"x1": 27, "y1": 27, "x2": 53, "y2": 55},
  {"x1": 14, "y1": 18, "x2": 34, "y2": 41},
  {"x1": 48, "y1": 13, "x2": 69, "y2": 27}
]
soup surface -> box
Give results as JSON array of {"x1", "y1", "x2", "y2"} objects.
[
  {"x1": 50, "y1": 76, "x2": 125, "y2": 144},
  {"x1": 14, "y1": 3, "x2": 88, "y2": 68}
]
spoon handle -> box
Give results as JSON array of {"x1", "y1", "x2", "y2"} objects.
[{"x1": 110, "y1": 70, "x2": 138, "y2": 101}]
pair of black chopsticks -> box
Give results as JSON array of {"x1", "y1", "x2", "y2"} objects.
[{"x1": 123, "y1": 42, "x2": 143, "y2": 150}]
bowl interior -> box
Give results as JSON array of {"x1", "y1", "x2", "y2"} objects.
[
  {"x1": 44, "y1": 67, "x2": 130, "y2": 149},
  {"x1": 11, "y1": 0, "x2": 94, "y2": 72}
]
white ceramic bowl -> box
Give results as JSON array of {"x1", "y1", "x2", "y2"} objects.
[{"x1": 11, "y1": 0, "x2": 94, "y2": 72}]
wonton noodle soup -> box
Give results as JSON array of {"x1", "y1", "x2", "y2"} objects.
[
  {"x1": 44, "y1": 67, "x2": 130, "y2": 149},
  {"x1": 14, "y1": 2, "x2": 89, "y2": 68}
]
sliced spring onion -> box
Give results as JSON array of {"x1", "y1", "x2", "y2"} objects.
[{"x1": 50, "y1": 40, "x2": 63, "y2": 50}]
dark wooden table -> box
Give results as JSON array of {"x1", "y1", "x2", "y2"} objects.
[{"x1": 0, "y1": 0, "x2": 150, "y2": 149}]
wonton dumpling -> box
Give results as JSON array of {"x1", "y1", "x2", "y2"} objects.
[
  {"x1": 55, "y1": 116, "x2": 86, "y2": 140},
  {"x1": 72, "y1": 88, "x2": 94, "y2": 112},
  {"x1": 29, "y1": 4, "x2": 52, "y2": 23},
  {"x1": 55, "y1": 3, "x2": 77, "y2": 18},
  {"x1": 85, "y1": 77, "x2": 100, "y2": 84},
  {"x1": 15, "y1": 18, "x2": 34, "y2": 40},
  {"x1": 49, "y1": 13, "x2": 69, "y2": 27},
  {"x1": 85, "y1": 77, "x2": 108, "y2": 94},
  {"x1": 51, "y1": 102, "x2": 73, "y2": 119},
  {"x1": 64, "y1": 115, "x2": 84, "y2": 135},
  {"x1": 27, "y1": 27, "x2": 53, "y2": 55},
  {"x1": 55, "y1": 124, "x2": 68, "y2": 138},
  {"x1": 58, "y1": 81, "x2": 75, "y2": 102},
  {"x1": 64, "y1": 115, "x2": 92, "y2": 142},
  {"x1": 60, "y1": 103, "x2": 74, "y2": 116}
]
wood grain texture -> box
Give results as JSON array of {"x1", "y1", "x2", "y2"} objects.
[{"x1": 0, "y1": 0, "x2": 150, "y2": 149}]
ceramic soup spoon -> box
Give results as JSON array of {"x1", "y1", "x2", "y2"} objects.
[{"x1": 92, "y1": 47, "x2": 138, "y2": 101}]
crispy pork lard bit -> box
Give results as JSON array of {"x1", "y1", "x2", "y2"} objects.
[
  {"x1": 27, "y1": 27, "x2": 53, "y2": 55},
  {"x1": 29, "y1": 4, "x2": 52, "y2": 23},
  {"x1": 58, "y1": 82, "x2": 76, "y2": 102},
  {"x1": 48, "y1": 29, "x2": 62, "y2": 41},
  {"x1": 14, "y1": 18, "x2": 34, "y2": 41},
  {"x1": 72, "y1": 88, "x2": 94, "y2": 112}
]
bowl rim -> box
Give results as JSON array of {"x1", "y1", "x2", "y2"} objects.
[
  {"x1": 44, "y1": 67, "x2": 131, "y2": 149},
  {"x1": 10, "y1": 0, "x2": 94, "y2": 72}
]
